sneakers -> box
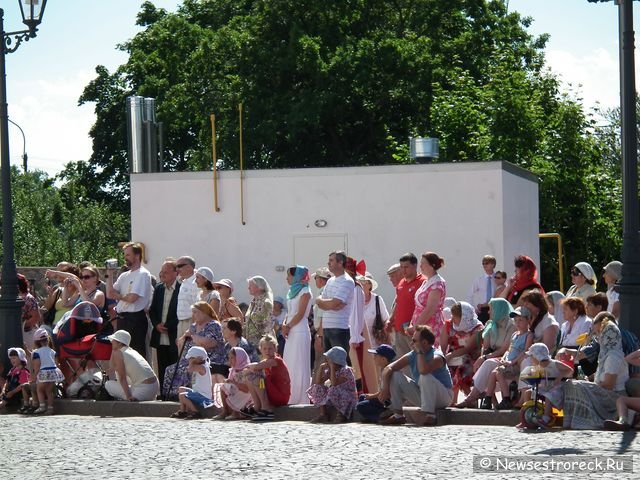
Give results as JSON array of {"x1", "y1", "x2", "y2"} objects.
[
  {"x1": 252, "y1": 410, "x2": 275, "y2": 422},
  {"x1": 379, "y1": 414, "x2": 406, "y2": 426},
  {"x1": 240, "y1": 406, "x2": 258, "y2": 418},
  {"x1": 33, "y1": 406, "x2": 47, "y2": 415},
  {"x1": 604, "y1": 419, "x2": 631, "y2": 431},
  {"x1": 496, "y1": 399, "x2": 513, "y2": 410},
  {"x1": 170, "y1": 410, "x2": 188, "y2": 419},
  {"x1": 480, "y1": 396, "x2": 492, "y2": 410}
]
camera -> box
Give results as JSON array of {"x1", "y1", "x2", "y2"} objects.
[{"x1": 105, "y1": 259, "x2": 119, "y2": 269}]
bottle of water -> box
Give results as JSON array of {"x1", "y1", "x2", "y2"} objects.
[{"x1": 576, "y1": 365, "x2": 586, "y2": 380}]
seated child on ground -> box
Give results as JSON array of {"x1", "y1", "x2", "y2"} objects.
[
  {"x1": 241, "y1": 335, "x2": 291, "y2": 420},
  {"x1": 171, "y1": 346, "x2": 214, "y2": 420},
  {"x1": 0, "y1": 348, "x2": 30, "y2": 410},
  {"x1": 307, "y1": 346, "x2": 357, "y2": 424},
  {"x1": 356, "y1": 344, "x2": 396, "y2": 422},
  {"x1": 484, "y1": 314, "x2": 532, "y2": 409},
  {"x1": 213, "y1": 347, "x2": 252, "y2": 420}
]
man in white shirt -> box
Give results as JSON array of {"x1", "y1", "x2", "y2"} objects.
[
  {"x1": 107, "y1": 242, "x2": 153, "y2": 357},
  {"x1": 467, "y1": 255, "x2": 496, "y2": 324},
  {"x1": 175, "y1": 256, "x2": 200, "y2": 338},
  {"x1": 316, "y1": 251, "x2": 354, "y2": 354}
]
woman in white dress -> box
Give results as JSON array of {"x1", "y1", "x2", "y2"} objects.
[{"x1": 282, "y1": 266, "x2": 312, "y2": 404}]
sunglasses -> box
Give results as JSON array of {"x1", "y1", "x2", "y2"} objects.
[
  {"x1": 176, "y1": 263, "x2": 187, "y2": 268},
  {"x1": 80, "y1": 275, "x2": 95, "y2": 280},
  {"x1": 571, "y1": 270, "x2": 582, "y2": 276}
]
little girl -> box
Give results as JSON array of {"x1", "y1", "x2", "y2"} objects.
[
  {"x1": 519, "y1": 342, "x2": 574, "y2": 429},
  {"x1": 440, "y1": 302, "x2": 483, "y2": 403},
  {"x1": 484, "y1": 314, "x2": 532, "y2": 409},
  {"x1": 31, "y1": 328, "x2": 64, "y2": 415},
  {"x1": 0, "y1": 348, "x2": 29, "y2": 410},
  {"x1": 171, "y1": 346, "x2": 214, "y2": 420},
  {"x1": 307, "y1": 346, "x2": 357, "y2": 423},
  {"x1": 242, "y1": 334, "x2": 291, "y2": 420},
  {"x1": 212, "y1": 347, "x2": 252, "y2": 420}
]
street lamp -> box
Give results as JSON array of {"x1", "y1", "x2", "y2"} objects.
[
  {"x1": 0, "y1": 1, "x2": 47, "y2": 372},
  {"x1": 587, "y1": 0, "x2": 640, "y2": 339},
  {"x1": 8, "y1": 119, "x2": 28, "y2": 172}
]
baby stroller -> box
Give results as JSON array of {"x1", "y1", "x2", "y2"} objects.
[
  {"x1": 55, "y1": 302, "x2": 113, "y2": 398},
  {"x1": 518, "y1": 365, "x2": 562, "y2": 429}
]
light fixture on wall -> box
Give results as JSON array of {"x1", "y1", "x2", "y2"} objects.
[{"x1": 314, "y1": 219, "x2": 328, "y2": 228}]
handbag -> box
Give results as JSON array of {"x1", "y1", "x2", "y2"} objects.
[
  {"x1": 372, "y1": 296, "x2": 390, "y2": 345},
  {"x1": 43, "y1": 287, "x2": 61, "y2": 326}
]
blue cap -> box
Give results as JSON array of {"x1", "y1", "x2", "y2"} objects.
[{"x1": 367, "y1": 344, "x2": 396, "y2": 363}]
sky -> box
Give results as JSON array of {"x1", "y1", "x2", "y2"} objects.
[{"x1": 2, "y1": 0, "x2": 637, "y2": 176}]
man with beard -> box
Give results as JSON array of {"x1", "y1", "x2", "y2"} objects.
[{"x1": 107, "y1": 242, "x2": 153, "y2": 357}]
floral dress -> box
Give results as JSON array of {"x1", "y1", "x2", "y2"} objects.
[
  {"x1": 442, "y1": 320, "x2": 483, "y2": 392},
  {"x1": 411, "y1": 274, "x2": 446, "y2": 347},
  {"x1": 306, "y1": 366, "x2": 358, "y2": 418},
  {"x1": 162, "y1": 320, "x2": 224, "y2": 399},
  {"x1": 245, "y1": 293, "x2": 274, "y2": 348}
]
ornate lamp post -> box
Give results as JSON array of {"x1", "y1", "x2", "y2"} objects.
[
  {"x1": 588, "y1": 0, "x2": 640, "y2": 338},
  {"x1": 0, "y1": 1, "x2": 47, "y2": 370}
]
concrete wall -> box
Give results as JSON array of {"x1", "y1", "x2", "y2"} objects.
[{"x1": 129, "y1": 161, "x2": 539, "y2": 306}]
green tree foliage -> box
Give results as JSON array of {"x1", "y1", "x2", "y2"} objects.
[
  {"x1": 7, "y1": 167, "x2": 129, "y2": 266},
  {"x1": 74, "y1": 0, "x2": 624, "y2": 289}
]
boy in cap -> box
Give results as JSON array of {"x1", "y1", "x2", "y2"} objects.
[{"x1": 356, "y1": 344, "x2": 396, "y2": 422}]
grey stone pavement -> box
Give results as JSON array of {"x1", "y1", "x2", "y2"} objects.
[{"x1": 0, "y1": 415, "x2": 638, "y2": 480}]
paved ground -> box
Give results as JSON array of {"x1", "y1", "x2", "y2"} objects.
[{"x1": 1, "y1": 415, "x2": 638, "y2": 479}]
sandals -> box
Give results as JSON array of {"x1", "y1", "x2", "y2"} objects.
[
  {"x1": 310, "y1": 414, "x2": 329, "y2": 424},
  {"x1": 183, "y1": 411, "x2": 202, "y2": 420},
  {"x1": 331, "y1": 412, "x2": 349, "y2": 424}
]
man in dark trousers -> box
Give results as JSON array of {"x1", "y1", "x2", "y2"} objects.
[{"x1": 149, "y1": 259, "x2": 181, "y2": 393}]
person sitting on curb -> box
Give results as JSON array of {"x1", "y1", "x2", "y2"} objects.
[
  {"x1": 378, "y1": 325, "x2": 453, "y2": 426},
  {"x1": 604, "y1": 348, "x2": 640, "y2": 431},
  {"x1": 356, "y1": 344, "x2": 396, "y2": 422},
  {"x1": 241, "y1": 335, "x2": 291, "y2": 421},
  {"x1": 105, "y1": 330, "x2": 160, "y2": 402},
  {"x1": 171, "y1": 346, "x2": 214, "y2": 420},
  {"x1": 307, "y1": 346, "x2": 357, "y2": 423}
]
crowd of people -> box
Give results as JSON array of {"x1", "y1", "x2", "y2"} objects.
[{"x1": 1, "y1": 244, "x2": 639, "y2": 431}]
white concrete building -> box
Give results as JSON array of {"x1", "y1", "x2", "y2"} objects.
[{"x1": 130, "y1": 161, "x2": 539, "y2": 306}]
